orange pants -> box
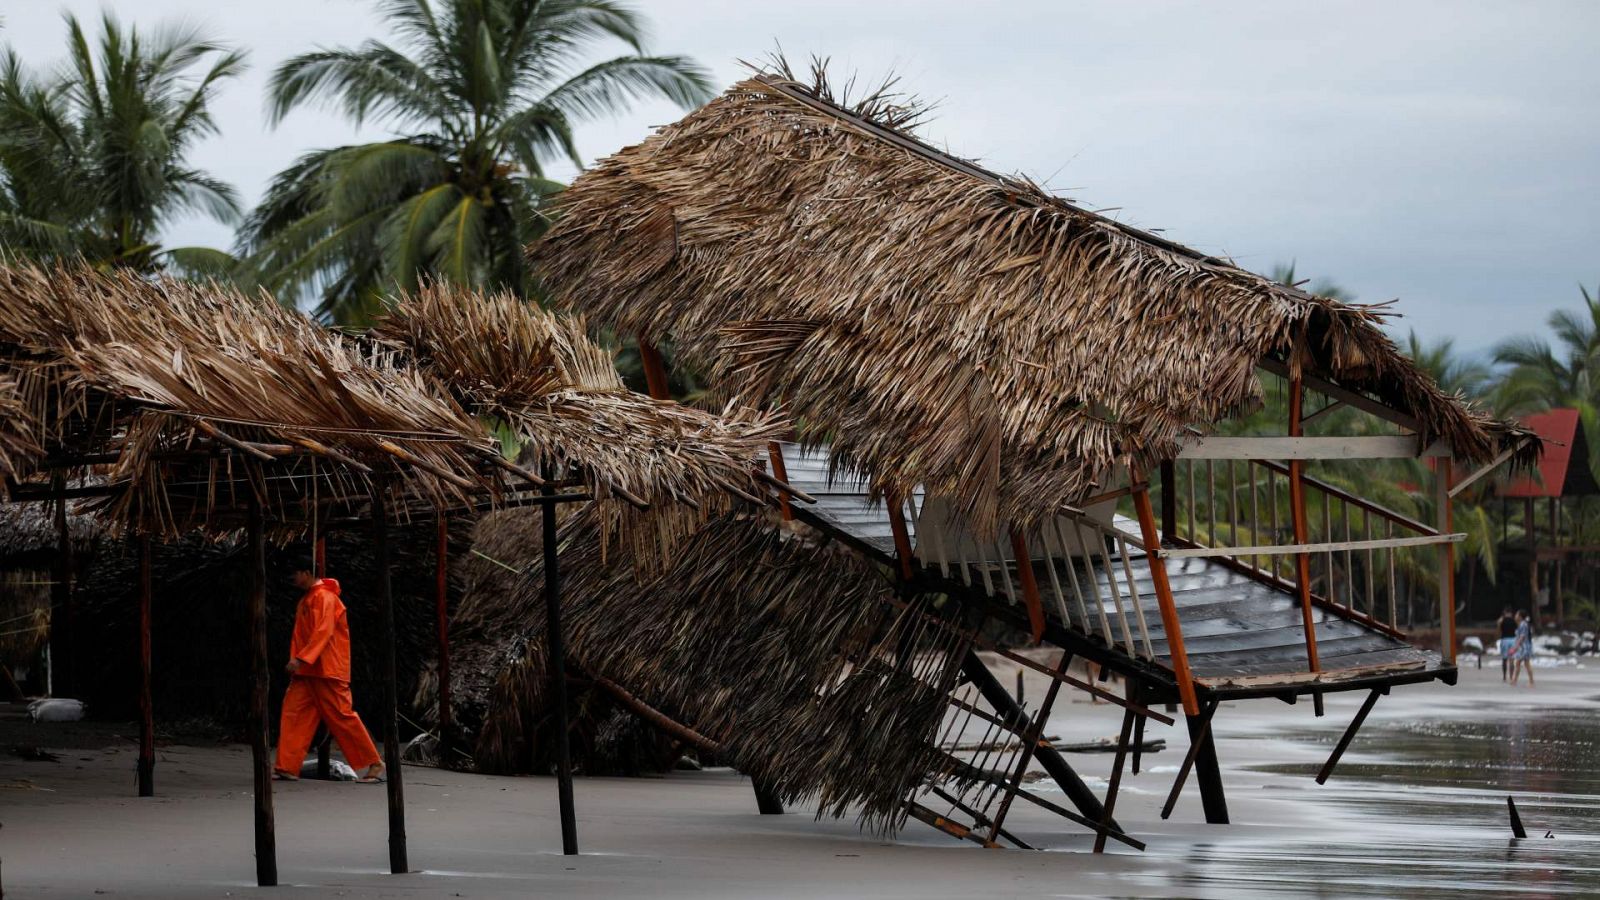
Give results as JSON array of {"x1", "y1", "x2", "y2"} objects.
[{"x1": 274, "y1": 676, "x2": 381, "y2": 774}]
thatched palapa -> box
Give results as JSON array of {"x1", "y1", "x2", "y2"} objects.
[{"x1": 535, "y1": 62, "x2": 1535, "y2": 537}]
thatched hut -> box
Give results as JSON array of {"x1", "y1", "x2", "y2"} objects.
[{"x1": 525, "y1": 62, "x2": 1543, "y2": 847}]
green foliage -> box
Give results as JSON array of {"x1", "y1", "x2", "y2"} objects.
[
  {"x1": 0, "y1": 13, "x2": 245, "y2": 272},
  {"x1": 240, "y1": 0, "x2": 714, "y2": 324}
]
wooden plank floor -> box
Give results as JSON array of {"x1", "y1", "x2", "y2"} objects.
[{"x1": 779, "y1": 443, "x2": 1436, "y2": 685}]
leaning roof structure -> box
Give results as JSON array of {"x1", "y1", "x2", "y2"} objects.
[{"x1": 536, "y1": 66, "x2": 1535, "y2": 538}]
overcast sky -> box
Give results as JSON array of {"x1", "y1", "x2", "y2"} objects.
[{"x1": 6, "y1": 1, "x2": 1596, "y2": 355}]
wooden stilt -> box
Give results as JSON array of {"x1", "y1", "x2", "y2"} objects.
[
  {"x1": 753, "y1": 780, "x2": 785, "y2": 815},
  {"x1": 245, "y1": 492, "x2": 277, "y2": 887},
  {"x1": 1316, "y1": 687, "x2": 1385, "y2": 784},
  {"x1": 137, "y1": 533, "x2": 154, "y2": 798},
  {"x1": 959, "y1": 651, "x2": 1114, "y2": 828},
  {"x1": 1287, "y1": 378, "x2": 1324, "y2": 717},
  {"x1": 1094, "y1": 707, "x2": 1138, "y2": 852},
  {"x1": 542, "y1": 476, "x2": 579, "y2": 855},
  {"x1": 370, "y1": 482, "x2": 408, "y2": 874},
  {"x1": 1189, "y1": 710, "x2": 1229, "y2": 823},
  {"x1": 1160, "y1": 698, "x2": 1218, "y2": 820},
  {"x1": 1160, "y1": 460, "x2": 1178, "y2": 539},
  {"x1": 1131, "y1": 684, "x2": 1147, "y2": 775},
  {"x1": 638, "y1": 339, "x2": 671, "y2": 401},
  {"x1": 435, "y1": 512, "x2": 454, "y2": 763},
  {"x1": 1130, "y1": 483, "x2": 1200, "y2": 716},
  {"x1": 885, "y1": 490, "x2": 915, "y2": 580},
  {"x1": 314, "y1": 532, "x2": 331, "y2": 779},
  {"x1": 50, "y1": 474, "x2": 74, "y2": 696},
  {"x1": 1437, "y1": 459, "x2": 1456, "y2": 664}
]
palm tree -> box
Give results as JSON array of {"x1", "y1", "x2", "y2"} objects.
[
  {"x1": 0, "y1": 13, "x2": 246, "y2": 274},
  {"x1": 243, "y1": 0, "x2": 714, "y2": 324},
  {"x1": 1492, "y1": 283, "x2": 1600, "y2": 418}
]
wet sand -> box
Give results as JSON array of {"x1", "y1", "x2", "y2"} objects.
[{"x1": 2, "y1": 660, "x2": 1596, "y2": 898}]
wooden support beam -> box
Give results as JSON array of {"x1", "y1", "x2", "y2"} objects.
[
  {"x1": 638, "y1": 339, "x2": 671, "y2": 401},
  {"x1": 1130, "y1": 483, "x2": 1199, "y2": 717},
  {"x1": 586, "y1": 670, "x2": 720, "y2": 754},
  {"x1": 1286, "y1": 379, "x2": 1323, "y2": 715},
  {"x1": 1094, "y1": 707, "x2": 1138, "y2": 852},
  {"x1": 767, "y1": 442, "x2": 793, "y2": 520},
  {"x1": 1159, "y1": 461, "x2": 1177, "y2": 540},
  {"x1": 1157, "y1": 532, "x2": 1465, "y2": 559},
  {"x1": 1315, "y1": 687, "x2": 1386, "y2": 784},
  {"x1": 137, "y1": 533, "x2": 154, "y2": 798},
  {"x1": 288, "y1": 435, "x2": 372, "y2": 473},
  {"x1": 435, "y1": 512, "x2": 453, "y2": 764},
  {"x1": 1437, "y1": 459, "x2": 1456, "y2": 664},
  {"x1": 987, "y1": 652, "x2": 1071, "y2": 844},
  {"x1": 885, "y1": 490, "x2": 915, "y2": 581},
  {"x1": 1189, "y1": 710, "x2": 1229, "y2": 824},
  {"x1": 1009, "y1": 530, "x2": 1045, "y2": 643},
  {"x1": 1448, "y1": 441, "x2": 1526, "y2": 498},
  {"x1": 194, "y1": 419, "x2": 280, "y2": 463},
  {"x1": 904, "y1": 801, "x2": 998, "y2": 848},
  {"x1": 1258, "y1": 358, "x2": 1422, "y2": 432},
  {"x1": 245, "y1": 492, "x2": 277, "y2": 887},
  {"x1": 1160, "y1": 699, "x2": 1218, "y2": 820},
  {"x1": 1178, "y1": 435, "x2": 1449, "y2": 460},
  {"x1": 50, "y1": 474, "x2": 74, "y2": 696},
  {"x1": 1299, "y1": 398, "x2": 1345, "y2": 425},
  {"x1": 959, "y1": 652, "x2": 1117, "y2": 829},
  {"x1": 370, "y1": 482, "x2": 409, "y2": 875},
  {"x1": 542, "y1": 475, "x2": 579, "y2": 855},
  {"x1": 376, "y1": 439, "x2": 478, "y2": 491}
]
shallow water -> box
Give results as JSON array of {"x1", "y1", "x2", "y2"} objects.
[{"x1": 1125, "y1": 705, "x2": 1600, "y2": 898}]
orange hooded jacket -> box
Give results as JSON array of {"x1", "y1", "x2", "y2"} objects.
[{"x1": 289, "y1": 578, "x2": 351, "y2": 682}]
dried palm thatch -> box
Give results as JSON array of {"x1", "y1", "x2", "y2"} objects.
[
  {"x1": 0, "y1": 264, "x2": 497, "y2": 536},
  {"x1": 441, "y1": 505, "x2": 969, "y2": 830},
  {"x1": 372, "y1": 283, "x2": 784, "y2": 565},
  {"x1": 535, "y1": 60, "x2": 1537, "y2": 538},
  {"x1": 0, "y1": 375, "x2": 40, "y2": 487}
]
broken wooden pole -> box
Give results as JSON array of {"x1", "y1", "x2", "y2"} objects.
[
  {"x1": 1507, "y1": 796, "x2": 1527, "y2": 839},
  {"x1": 435, "y1": 512, "x2": 454, "y2": 763},
  {"x1": 1161, "y1": 698, "x2": 1218, "y2": 821},
  {"x1": 1094, "y1": 707, "x2": 1138, "y2": 853},
  {"x1": 753, "y1": 780, "x2": 785, "y2": 815},
  {"x1": 959, "y1": 651, "x2": 1114, "y2": 829},
  {"x1": 542, "y1": 476, "x2": 579, "y2": 855},
  {"x1": 245, "y1": 491, "x2": 277, "y2": 887},
  {"x1": 638, "y1": 339, "x2": 671, "y2": 401},
  {"x1": 137, "y1": 533, "x2": 154, "y2": 798},
  {"x1": 988, "y1": 652, "x2": 1072, "y2": 844},
  {"x1": 371, "y1": 482, "x2": 408, "y2": 874},
  {"x1": 50, "y1": 474, "x2": 75, "y2": 696},
  {"x1": 1316, "y1": 687, "x2": 1385, "y2": 784},
  {"x1": 1189, "y1": 710, "x2": 1229, "y2": 824}
]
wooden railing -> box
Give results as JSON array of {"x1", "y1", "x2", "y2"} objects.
[{"x1": 1164, "y1": 457, "x2": 1457, "y2": 643}]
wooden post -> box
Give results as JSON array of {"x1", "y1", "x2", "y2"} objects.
[
  {"x1": 1009, "y1": 529, "x2": 1045, "y2": 643},
  {"x1": 314, "y1": 535, "x2": 326, "y2": 578},
  {"x1": 1526, "y1": 496, "x2": 1537, "y2": 612},
  {"x1": 245, "y1": 491, "x2": 277, "y2": 887},
  {"x1": 1093, "y1": 707, "x2": 1138, "y2": 852},
  {"x1": 314, "y1": 531, "x2": 331, "y2": 780},
  {"x1": 1188, "y1": 711, "x2": 1229, "y2": 824},
  {"x1": 885, "y1": 490, "x2": 915, "y2": 581},
  {"x1": 1130, "y1": 483, "x2": 1199, "y2": 716},
  {"x1": 542, "y1": 477, "x2": 579, "y2": 855},
  {"x1": 1315, "y1": 687, "x2": 1385, "y2": 784},
  {"x1": 370, "y1": 482, "x2": 408, "y2": 874},
  {"x1": 1436, "y1": 458, "x2": 1456, "y2": 664},
  {"x1": 435, "y1": 512, "x2": 454, "y2": 762},
  {"x1": 1550, "y1": 496, "x2": 1562, "y2": 627},
  {"x1": 753, "y1": 780, "x2": 785, "y2": 815},
  {"x1": 638, "y1": 339, "x2": 671, "y2": 401},
  {"x1": 1286, "y1": 378, "x2": 1323, "y2": 715},
  {"x1": 50, "y1": 474, "x2": 74, "y2": 696},
  {"x1": 137, "y1": 533, "x2": 154, "y2": 798},
  {"x1": 1160, "y1": 460, "x2": 1178, "y2": 540},
  {"x1": 767, "y1": 442, "x2": 793, "y2": 521}
]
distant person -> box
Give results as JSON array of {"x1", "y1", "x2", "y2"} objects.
[
  {"x1": 1508, "y1": 609, "x2": 1536, "y2": 689},
  {"x1": 1497, "y1": 605, "x2": 1517, "y2": 681},
  {"x1": 273, "y1": 570, "x2": 385, "y2": 783}
]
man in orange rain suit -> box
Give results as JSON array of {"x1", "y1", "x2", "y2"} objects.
[{"x1": 273, "y1": 570, "x2": 384, "y2": 783}]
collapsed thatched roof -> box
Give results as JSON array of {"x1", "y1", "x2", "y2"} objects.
[
  {"x1": 535, "y1": 63, "x2": 1536, "y2": 536},
  {"x1": 0, "y1": 264, "x2": 496, "y2": 535},
  {"x1": 444, "y1": 506, "x2": 966, "y2": 829},
  {"x1": 373, "y1": 283, "x2": 784, "y2": 561}
]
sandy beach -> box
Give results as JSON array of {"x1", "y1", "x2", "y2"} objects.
[{"x1": 2, "y1": 657, "x2": 1596, "y2": 899}]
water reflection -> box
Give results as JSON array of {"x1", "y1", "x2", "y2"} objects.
[{"x1": 1125, "y1": 707, "x2": 1600, "y2": 898}]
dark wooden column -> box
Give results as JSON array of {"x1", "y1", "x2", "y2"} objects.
[
  {"x1": 435, "y1": 512, "x2": 454, "y2": 763},
  {"x1": 1286, "y1": 378, "x2": 1324, "y2": 716},
  {"x1": 50, "y1": 474, "x2": 75, "y2": 696},
  {"x1": 1159, "y1": 460, "x2": 1178, "y2": 540},
  {"x1": 137, "y1": 533, "x2": 155, "y2": 797},
  {"x1": 313, "y1": 531, "x2": 331, "y2": 780},
  {"x1": 1187, "y1": 712, "x2": 1229, "y2": 823},
  {"x1": 245, "y1": 492, "x2": 277, "y2": 887},
  {"x1": 370, "y1": 482, "x2": 408, "y2": 874},
  {"x1": 542, "y1": 478, "x2": 578, "y2": 855}
]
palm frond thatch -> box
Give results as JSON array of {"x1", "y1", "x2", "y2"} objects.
[
  {"x1": 443, "y1": 505, "x2": 964, "y2": 831},
  {"x1": 372, "y1": 282, "x2": 785, "y2": 565},
  {"x1": 0, "y1": 375, "x2": 40, "y2": 486},
  {"x1": 533, "y1": 64, "x2": 1537, "y2": 538},
  {"x1": 0, "y1": 263, "x2": 496, "y2": 535}
]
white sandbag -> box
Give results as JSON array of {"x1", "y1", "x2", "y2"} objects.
[
  {"x1": 299, "y1": 756, "x2": 358, "y2": 781},
  {"x1": 28, "y1": 698, "x2": 85, "y2": 722}
]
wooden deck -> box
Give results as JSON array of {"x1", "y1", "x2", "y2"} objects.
[{"x1": 778, "y1": 443, "x2": 1442, "y2": 695}]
